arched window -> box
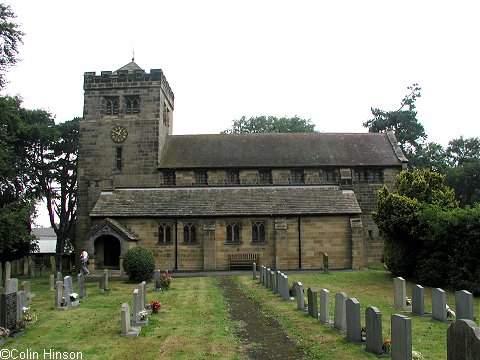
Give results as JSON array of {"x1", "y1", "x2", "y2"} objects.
[
  {"x1": 226, "y1": 222, "x2": 240, "y2": 243},
  {"x1": 183, "y1": 223, "x2": 197, "y2": 243},
  {"x1": 158, "y1": 223, "x2": 172, "y2": 244},
  {"x1": 105, "y1": 97, "x2": 119, "y2": 115},
  {"x1": 125, "y1": 96, "x2": 140, "y2": 114}
]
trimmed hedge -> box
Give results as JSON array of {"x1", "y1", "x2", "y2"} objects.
[{"x1": 122, "y1": 247, "x2": 155, "y2": 282}]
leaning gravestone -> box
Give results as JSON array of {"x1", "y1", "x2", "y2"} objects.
[
  {"x1": 346, "y1": 298, "x2": 361, "y2": 343},
  {"x1": 391, "y1": 314, "x2": 412, "y2": 360},
  {"x1": 121, "y1": 303, "x2": 140, "y2": 337},
  {"x1": 319, "y1": 289, "x2": 333, "y2": 325},
  {"x1": 432, "y1": 288, "x2": 447, "y2": 322},
  {"x1": 307, "y1": 287, "x2": 318, "y2": 318},
  {"x1": 455, "y1": 290, "x2": 473, "y2": 321},
  {"x1": 412, "y1": 284, "x2": 425, "y2": 316},
  {"x1": 365, "y1": 306, "x2": 383, "y2": 355},
  {"x1": 447, "y1": 319, "x2": 480, "y2": 360},
  {"x1": 295, "y1": 282, "x2": 305, "y2": 311},
  {"x1": 334, "y1": 292, "x2": 347, "y2": 333}
]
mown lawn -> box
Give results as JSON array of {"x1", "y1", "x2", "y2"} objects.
[
  {"x1": 2, "y1": 275, "x2": 244, "y2": 360},
  {"x1": 238, "y1": 269, "x2": 480, "y2": 359},
  {"x1": 3, "y1": 270, "x2": 477, "y2": 359}
]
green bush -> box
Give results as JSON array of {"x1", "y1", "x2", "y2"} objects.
[{"x1": 122, "y1": 247, "x2": 155, "y2": 282}]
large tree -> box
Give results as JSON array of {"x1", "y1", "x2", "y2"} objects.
[
  {"x1": 222, "y1": 115, "x2": 316, "y2": 134},
  {"x1": 0, "y1": 4, "x2": 24, "y2": 88},
  {"x1": 363, "y1": 84, "x2": 426, "y2": 163}
]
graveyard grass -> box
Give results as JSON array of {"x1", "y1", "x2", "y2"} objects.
[
  {"x1": 4, "y1": 270, "x2": 479, "y2": 359},
  {"x1": 238, "y1": 270, "x2": 480, "y2": 360}
]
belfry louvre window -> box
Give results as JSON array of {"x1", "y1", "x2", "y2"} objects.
[
  {"x1": 259, "y1": 169, "x2": 272, "y2": 185},
  {"x1": 252, "y1": 221, "x2": 266, "y2": 243},
  {"x1": 226, "y1": 222, "x2": 241, "y2": 243},
  {"x1": 105, "y1": 96, "x2": 119, "y2": 115},
  {"x1": 195, "y1": 170, "x2": 208, "y2": 185},
  {"x1": 291, "y1": 169, "x2": 305, "y2": 184},
  {"x1": 183, "y1": 223, "x2": 197, "y2": 243},
  {"x1": 158, "y1": 223, "x2": 172, "y2": 244},
  {"x1": 356, "y1": 168, "x2": 383, "y2": 183},
  {"x1": 227, "y1": 170, "x2": 240, "y2": 185},
  {"x1": 125, "y1": 96, "x2": 140, "y2": 114}
]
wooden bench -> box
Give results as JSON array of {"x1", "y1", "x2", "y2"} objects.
[{"x1": 228, "y1": 253, "x2": 259, "y2": 270}]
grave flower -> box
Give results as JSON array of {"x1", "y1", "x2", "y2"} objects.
[
  {"x1": 360, "y1": 325, "x2": 366, "y2": 342},
  {"x1": 0, "y1": 327, "x2": 10, "y2": 339},
  {"x1": 446, "y1": 304, "x2": 456, "y2": 318},
  {"x1": 405, "y1": 296, "x2": 412, "y2": 306},
  {"x1": 21, "y1": 307, "x2": 37, "y2": 323},
  {"x1": 156, "y1": 273, "x2": 173, "y2": 290},
  {"x1": 150, "y1": 300, "x2": 162, "y2": 314},
  {"x1": 382, "y1": 338, "x2": 392, "y2": 354},
  {"x1": 138, "y1": 309, "x2": 149, "y2": 321},
  {"x1": 412, "y1": 350, "x2": 425, "y2": 359}
]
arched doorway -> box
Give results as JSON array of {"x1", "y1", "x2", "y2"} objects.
[{"x1": 94, "y1": 235, "x2": 121, "y2": 269}]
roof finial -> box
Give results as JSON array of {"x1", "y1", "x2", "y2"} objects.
[{"x1": 132, "y1": 48, "x2": 135, "y2": 62}]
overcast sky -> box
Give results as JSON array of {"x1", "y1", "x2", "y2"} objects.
[{"x1": 3, "y1": 1, "x2": 480, "y2": 227}]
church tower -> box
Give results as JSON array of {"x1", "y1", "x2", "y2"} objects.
[{"x1": 77, "y1": 61, "x2": 174, "y2": 263}]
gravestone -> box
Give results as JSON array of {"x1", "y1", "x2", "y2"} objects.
[
  {"x1": 365, "y1": 306, "x2": 383, "y2": 355},
  {"x1": 281, "y1": 274, "x2": 290, "y2": 301},
  {"x1": 4, "y1": 261, "x2": 11, "y2": 284},
  {"x1": 323, "y1": 252, "x2": 329, "y2": 274},
  {"x1": 295, "y1": 282, "x2": 305, "y2": 311},
  {"x1": 16, "y1": 290, "x2": 27, "y2": 323},
  {"x1": 432, "y1": 288, "x2": 447, "y2": 322},
  {"x1": 56, "y1": 271, "x2": 62, "y2": 283},
  {"x1": 78, "y1": 274, "x2": 86, "y2": 299},
  {"x1": 5, "y1": 278, "x2": 18, "y2": 294},
  {"x1": 55, "y1": 281, "x2": 65, "y2": 310},
  {"x1": 99, "y1": 270, "x2": 109, "y2": 292},
  {"x1": 132, "y1": 288, "x2": 148, "y2": 326},
  {"x1": 140, "y1": 281, "x2": 147, "y2": 309},
  {"x1": 0, "y1": 278, "x2": 18, "y2": 331},
  {"x1": 64, "y1": 276, "x2": 78, "y2": 307},
  {"x1": 334, "y1": 292, "x2": 347, "y2": 333},
  {"x1": 270, "y1": 271, "x2": 275, "y2": 291},
  {"x1": 391, "y1": 314, "x2": 412, "y2": 360},
  {"x1": 346, "y1": 297, "x2": 361, "y2": 343},
  {"x1": 29, "y1": 259, "x2": 35, "y2": 278},
  {"x1": 121, "y1": 303, "x2": 140, "y2": 337},
  {"x1": 307, "y1": 287, "x2": 318, "y2": 318},
  {"x1": 23, "y1": 257, "x2": 29, "y2": 276},
  {"x1": 40, "y1": 264, "x2": 46, "y2": 276},
  {"x1": 261, "y1": 266, "x2": 266, "y2": 285},
  {"x1": 50, "y1": 256, "x2": 56, "y2": 273},
  {"x1": 266, "y1": 268, "x2": 271, "y2": 289},
  {"x1": 447, "y1": 319, "x2": 480, "y2": 360},
  {"x1": 455, "y1": 290, "x2": 473, "y2": 321},
  {"x1": 22, "y1": 281, "x2": 36, "y2": 299},
  {"x1": 394, "y1": 277, "x2": 411, "y2": 311},
  {"x1": 252, "y1": 263, "x2": 257, "y2": 280},
  {"x1": 412, "y1": 284, "x2": 425, "y2": 316},
  {"x1": 275, "y1": 271, "x2": 281, "y2": 294},
  {"x1": 49, "y1": 274, "x2": 55, "y2": 291},
  {"x1": 319, "y1": 289, "x2": 333, "y2": 325},
  {"x1": 153, "y1": 270, "x2": 160, "y2": 290}
]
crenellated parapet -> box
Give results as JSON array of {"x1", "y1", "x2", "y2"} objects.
[{"x1": 84, "y1": 68, "x2": 174, "y2": 107}]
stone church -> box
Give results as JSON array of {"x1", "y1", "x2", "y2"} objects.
[{"x1": 77, "y1": 61, "x2": 408, "y2": 272}]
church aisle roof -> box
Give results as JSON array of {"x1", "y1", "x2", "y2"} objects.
[
  {"x1": 158, "y1": 132, "x2": 406, "y2": 169},
  {"x1": 90, "y1": 186, "x2": 362, "y2": 218}
]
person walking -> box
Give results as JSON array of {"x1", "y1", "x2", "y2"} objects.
[{"x1": 80, "y1": 248, "x2": 90, "y2": 275}]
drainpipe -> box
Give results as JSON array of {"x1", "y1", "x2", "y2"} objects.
[
  {"x1": 298, "y1": 217, "x2": 302, "y2": 269},
  {"x1": 174, "y1": 219, "x2": 178, "y2": 271}
]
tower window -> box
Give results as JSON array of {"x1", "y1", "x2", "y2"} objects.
[
  {"x1": 195, "y1": 170, "x2": 208, "y2": 185},
  {"x1": 291, "y1": 169, "x2": 305, "y2": 184},
  {"x1": 259, "y1": 169, "x2": 272, "y2": 185},
  {"x1": 105, "y1": 96, "x2": 119, "y2": 116},
  {"x1": 183, "y1": 223, "x2": 197, "y2": 243},
  {"x1": 125, "y1": 96, "x2": 140, "y2": 114},
  {"x1": 116, "y1": 146, "x2": 122, "y2": 170},
  {"x1": 226, "y1": 170, "x2": 240, "y2": 185}
]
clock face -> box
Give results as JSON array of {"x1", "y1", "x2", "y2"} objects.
[{"x1": 110, "y1": 126, "x2": 128, "y2": 143}]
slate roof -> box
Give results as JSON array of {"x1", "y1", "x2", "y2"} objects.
[
  {"x1": 90, "y1": 186, "x2": 362, "y2": 218},
  {"x1": 115, "y1": 60, "x2": 143, "y2": 73},
  {"x1": 158, "y1": 131, "x2": 407, "y2": 169}
]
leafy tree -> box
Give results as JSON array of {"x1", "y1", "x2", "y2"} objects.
[
  {"x1": 222, "y1": 115, "x2": 316, "y2": 134},
  {"x1": 0, "y1": 4, "x2": 24, "y2": 89},
  {"x1": 408, "y1": 142, "x2": 451, "y2": 173},
  {"x1": 373, "y1": 169, "x2": 457, "y2": 277},
  {"x1": 445, "y1": 159, "x2": 480, "y2": 207},
  {"x1": 446, "y1": 136, "x2": 480, "y2": 166},
  {"x1": 363, "y1": 84, "x2": 426, "y2": 162}
]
